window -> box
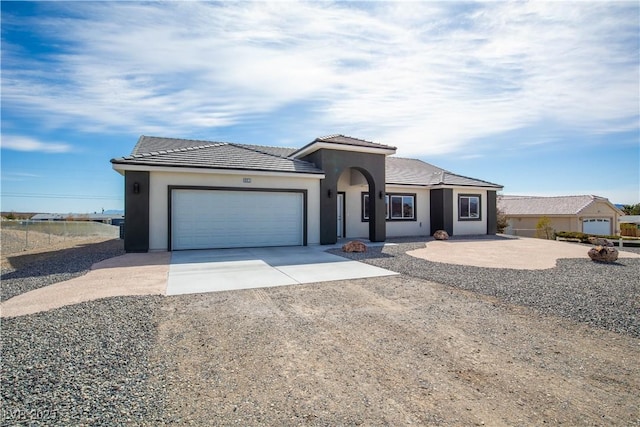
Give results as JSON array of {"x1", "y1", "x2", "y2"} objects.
[
  {"x1": 391, "y1": 195, "x2": 414, "y2": 219},
  {"x1": 363, "y1": 193, "x2": 415, "y2": 221},
  {"x1": 459, "y1": 194, "x2": 481, "y2": 220}
]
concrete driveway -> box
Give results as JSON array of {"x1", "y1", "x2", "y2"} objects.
[
  {"x1": 167, "y1": 245, "x2": 398, "y2": 295},
  {"x1": 6, "y1": 236, "x2": 636, "y2": 318}
]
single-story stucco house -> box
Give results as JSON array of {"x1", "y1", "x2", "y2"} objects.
[
  {"x1": 498, "y1": 194, "x2": 623, "y2": 238},
  {"x1": 111, "y1": 135, "x2": 503, "y2": 252}
]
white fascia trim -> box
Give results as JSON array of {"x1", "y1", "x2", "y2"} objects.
[
  {"x1": 111, "y1": 163, "x2": 325, "y2": 180},
  {"x1": 429, "y1": 184, "x2": 503, "y2": 191},
  {"x1": 292, "y1": 142, "x2": 396, "y2": 158},
  {"x1": 385, "y1": 184, "x2": 428, "y2": 190}
]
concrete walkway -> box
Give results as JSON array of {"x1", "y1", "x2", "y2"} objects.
[
  {"x1": 167, "y1": 246, "x2": 398, "y2": 295},
  {"x1": 1, "y1": 252, "x2": 170, "y2": 318},
  {"x1": 408, "y1": 237, "x2": 640, "y2": 270}
]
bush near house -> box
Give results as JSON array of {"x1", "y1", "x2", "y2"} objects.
[
  {"x1": 496, "y1": 209, "x2": 509, "y2": 234},
  {"x1": 555, "y1": 231, "x2": 627, "y2": 242},
  {"x1": 535, "y1": 216, "x2": 554, "y2": 240}
]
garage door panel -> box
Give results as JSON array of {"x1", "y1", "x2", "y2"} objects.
[
  {"x1": 582, "y1": 218, "x2": 610, "y2": 235},
  {"x1": 172, "y1": 190, "x2": 303, "y2": 250}
]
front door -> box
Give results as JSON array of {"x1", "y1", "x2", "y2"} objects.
[{"x1": 337, "y1": 192, "x2": 345, "y2": 238}]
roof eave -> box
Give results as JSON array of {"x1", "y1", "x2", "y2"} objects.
[
  {"x1": 111, "y1": 161, "x2": 325, "y2": 178},
  {"x1": 290, "y1": 141, "x2": 397, "y2": 159}
]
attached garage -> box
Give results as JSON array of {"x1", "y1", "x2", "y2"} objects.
[
  {"x1": 582, "y1": 218, "x2": 611, "y2": 236},
  {"x1": 171, "y1": 188, "x2": 305, "y2": 250}
]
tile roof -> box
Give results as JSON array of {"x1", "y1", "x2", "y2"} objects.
[
  {"x1": 315, "y1": 134, "x2": 397, "y2": 150},
  {"x1": 112, "y1": 136, "x2": 323, "y2": 175},
  {"x1": 289, "y1": 134, "x2": 397, "y2": 158},
  {"x1": 386, "y1": 157, "x2": 502, "y2": 188},
  {"x1": 497, "y1": 195, "x2": 615, "y2": 215},
  {"x1": 113, "y1": 136, "x2": 502, "y2": 188}
]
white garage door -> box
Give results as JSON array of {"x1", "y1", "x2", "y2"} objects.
[
  {"x1": 582, "y1": 218, "x2": 610, "y2": 236},
  {"x1": 172, "y1": 189, "x2": 303, "y2": 250}
]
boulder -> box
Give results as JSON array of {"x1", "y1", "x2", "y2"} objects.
[
  {"x1": 433, "y1": 230, "x2": 449, "y2": 240},
  {"x1": 588, "y1": 245, "x2": 619, "y2": 263},
  {"x1": 588, "y1": 237, "x2": 613, "y2": 247},
  {"x1": 342, "y1": 240, "x2": 367, "y2": 253}
]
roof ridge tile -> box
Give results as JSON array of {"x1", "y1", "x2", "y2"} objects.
[{"x1": 232, "y1": 143, "x2": 321, "y2": 168}]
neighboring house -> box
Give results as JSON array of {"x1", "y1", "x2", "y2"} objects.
[
  {"x1": 111, "y1": 135, "x2": 503, "y2": 252},
  {"x1": 497, "y1": 195, "x2": 623, "y2": 237},
  {"x1": 30, "y1": 213, "x2": 124, "y2": 225}
]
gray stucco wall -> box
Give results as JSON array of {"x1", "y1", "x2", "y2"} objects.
[
  {"x1": 124, "y1": 171, "x2": 150, "y2": 252},
  {"x1": 302, "y1": 149, "x2": 387, "y2": 244},
  {"x1": 430, "y1": 188, "x2": 453, "y2": 235},
  {"x1": 486, "y1": 190, "x2": 498, "y2": 235}
]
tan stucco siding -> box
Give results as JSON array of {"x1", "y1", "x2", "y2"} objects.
[
  {"x1": 148, "y1": 171, "x2": 321, "y2": 251},
  {"x1": 504, "y1": 200, "x2": 621, "y2": 237},
  {"x1": 507, "y1": 216, "x2": 574, "y2": 237}
]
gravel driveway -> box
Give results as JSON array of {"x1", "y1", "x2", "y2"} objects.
[{"x1": 2, "y1": 238, "x2": 639, "y2": 425}]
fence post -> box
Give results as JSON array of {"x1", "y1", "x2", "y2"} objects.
[
  {"x1": 25, "y1": 221, "x2": 29, "y2": 249},
  {"x1": 619, "y1": 238, "x2": 623, "y2": 248}
]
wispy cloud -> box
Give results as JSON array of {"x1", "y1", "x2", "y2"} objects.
[
  {"x1": 0, "y1": 171, "x2": 41, "y2": 182},
  {"x1": 0, "y1": 135, "x2": 72, "y2": 153},
  {"x1": 1, "y1": 1, "x2": 638, "y2": 156}
]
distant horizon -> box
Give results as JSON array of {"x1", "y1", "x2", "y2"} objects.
[
  {"x1": 2, "y1": 196, "x2": 635, "y2": 217},
  {"x1": 2, "y1": 2, "x2": 638, "y2": 211}
]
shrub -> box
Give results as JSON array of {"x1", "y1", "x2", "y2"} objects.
[
  {"x1": 535, "y1": 216, "x2": 554, "y2": 239},
  {"x1": 496, "y1": 209, "x2": 509, "y2": 233},
  {"x1": 555, "y1": 231, "x2": 621, "y2": 242},
  {"x1": 555, "y1": 231, "x2": 588, "y2": 242}
]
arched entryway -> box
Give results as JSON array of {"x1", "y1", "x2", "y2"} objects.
[
  {"x1": 291, "y1": 135, "x2": 397, "y2": 245},
  {"x1": 300, "y1": 149, "x2": 389, "y2": 244},
  {"x1": 335, "y1": 166, "x2": 381, "y2": 242}
]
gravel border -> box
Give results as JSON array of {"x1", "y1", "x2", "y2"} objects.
[
  {"x1": 1, "y1": 239, "x2": 125, "y2": 302},
  {"x1": 1, "y1": 296, "x2": 165, "y2": 426},
  {"x1": 330, "y1": 236, "x2": 640, "y2": 338}
]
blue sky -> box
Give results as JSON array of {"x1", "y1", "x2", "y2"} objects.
[{"x1": 1, "y1": 1, "x2": 638, "y2": 213}]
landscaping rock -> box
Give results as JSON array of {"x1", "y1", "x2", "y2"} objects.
[
  {"x1": 588, "y1": 237, "x2": 613, "y2": 247},
  {"x1": 588, "y1": 245, "x2": 619, "y2": 263},
  {"x1": 342, "y1": 241, "x2": 367, "y2": 253},
  {"x1": 433, "y1": 230, "x2": 449, "y2": 240}
]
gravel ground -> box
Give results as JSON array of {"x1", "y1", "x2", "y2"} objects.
[
  {"x1": 2, "y1": 236, "x2": 639, "y2": 425},
  {"x1": 1, "y1": 296, "x2": 166, "y2": 426},
  {"x1": 1, "y1": 238, "x2": 124, "y2": 301},
  {"x1": 331, "y1": 237, "x2": 640, "y2": 338}
]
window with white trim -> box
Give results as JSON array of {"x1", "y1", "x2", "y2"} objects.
[
  {"x1": 363, "y1": 193, "x2": 415, "y2": 221},
  {"x1": 458, "y1": 194, "x2": 481, "y2": 220}
]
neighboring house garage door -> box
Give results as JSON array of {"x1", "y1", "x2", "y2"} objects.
[
  {"x1": 582, "y1": 218, "x2": 610, "y2": 236},
  {"x1": 171, "y1": 189, "x2": 304, "y2": 250}
]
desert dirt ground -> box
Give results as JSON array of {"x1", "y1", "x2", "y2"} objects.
[
  {"x1": 0, "y1": 228, "x2": 116, "y2": 270},
  {"x1": 152, "y1": 276, "x2": 639, "y2": 426},
  {"x1": 2, "y1": 234, "x2": 639, "y2": 425}
]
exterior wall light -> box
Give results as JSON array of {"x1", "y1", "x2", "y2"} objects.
[
  {"x1": 327, "y1": 188, "x2": 332, "y2": 198},
  {"x1": 133, "y1": 182, "x2": 140, "y2": 194},
  {"x1": 379, "y1": 190, "x2": 384, "y2": 199}
]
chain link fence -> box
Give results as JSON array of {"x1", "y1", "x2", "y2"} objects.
[{"x1": 1, "y1": 220, "x2": 120, "y2": 256}]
